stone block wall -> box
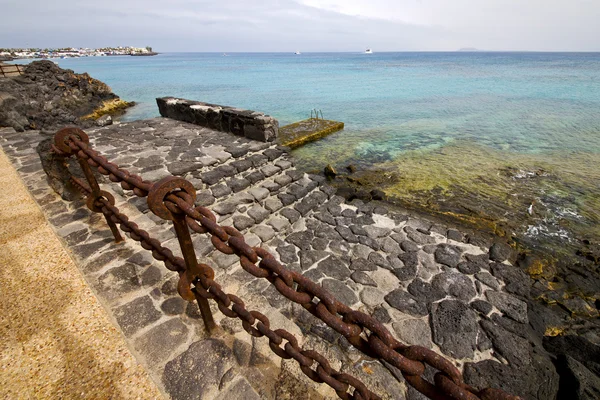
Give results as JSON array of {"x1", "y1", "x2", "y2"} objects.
[{"x1": 156, "y1": 97, "x2": 279, "y2": 142}]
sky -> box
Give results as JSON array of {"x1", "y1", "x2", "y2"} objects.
[{"x1": 1, "y1": 0, "x2": 599, "y2": 52}]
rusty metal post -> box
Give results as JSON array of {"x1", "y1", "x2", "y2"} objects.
[
  {"x1": 78, "y1": 158, "x2": 124, "y2": 243},
  {"x1": 171, "y1": 214, "x2": 216, "y2": 333}
]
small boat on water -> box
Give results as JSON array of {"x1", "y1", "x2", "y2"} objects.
[
  {"x1": 365, "y1": 48, "x2": 373, "y2": 54},
  {"x1": 294, "y1": 51, "x2": 301, "y2": 55}
]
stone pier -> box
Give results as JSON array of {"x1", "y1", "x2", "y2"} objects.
[{"x1": 0, "y1": 117, "x2": 572, "y2": 400}]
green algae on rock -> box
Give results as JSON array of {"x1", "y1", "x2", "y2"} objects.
[{"x1": 279, "y1": 118, "x2": 344, "y2": 148}]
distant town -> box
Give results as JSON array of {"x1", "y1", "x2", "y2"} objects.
[{"x1": 0, "y1": 46, "x2": 157, "y2": 60}]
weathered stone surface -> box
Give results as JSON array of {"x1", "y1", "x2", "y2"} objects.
[
  {"x1": 1, "y1": 61, "x2": 129, "y2": 132},
  {"x1": 263, "y1": 197, "x2": 283, "y2": 213},
  {"x1": 268, "y1": 217, "x2": 289, "y2": 232},
  {"x1": 464, "y1": 355, "x2": 559, "y2": 400},
  {"x1": 322, "y1": 279, "x2": 358, "y2": 306},
  {"x1": 475, "y1": 271, "x2": 500, "y2": 290},
  {"x1": 246, "y1": 170, "x2": 265, "y2": 184},
  {"x1": 380, "y1": 237, "x2": 401, "y2": 254},
  {"x1": 489, "y1": 242, "x2": 513, "y2": 262},
  {"x1": 134, "y1": 319, "x2": 189, "y2": 365},
  {"x1": 434, "y1": 244, "x2": 463, "y2": 267},
  {"x1": 158, "y1": 97, "x2": 278, "y2": 142},
  {"x1": 406, "y1": 228, "x2": 436, "y2": 245},
  {"x1": 385, "y1": 289, "x2": 428, "y2": 317},
  {"x1": 486, "y1": 291, "x2": 528, "y2": 323},
  {"x1": 233, "y1": 215, "x2": 255, "y2": 231},
  {"x1": 431, "y1": 300, "x2": 479, "y2": 359},
  {"x1": 470, "y1": 300, "x2": 493, "y2": 315},
  {"x1": 351, "y1": 271, "x2": 377, "y2": 287},
  {"x1": 286, "y1": 230, "x2": 313, "y2": 251},
  {"x1": 277, "y1": 245, "x2": 298, "y2": 263},
  {"x1": 163, "y1": 338, "x2": 237, "y2": 400},
  {"x1": 252, "y1": 225, "x2": 275, "y2": 242},
  {"x1": 408, "y1": 279, "x2": 446, "y2": 303},
  {"x1": 247, "y1": 205, "x2": 270, "y2": 223},
  {"x1": 201, "y1": 169, "x2": 226, "y2": 185},
  {"x1": 447, "y1": 229, "x2": 464, "y2": 242},
  {"x1": 228, "y1": 177, "x2": 251, "y2": 193},
  {"x1": 457, "y1": 261, "x2": 481, "y2": 275},
  {"x1": 543, "y1": 336, "x2": 600, "y2": 376},
  {"x1": 336, "y1": 226, "x2": 359, "y2": 243},
  {"x1": 364, "y1": 226, "x2": 391, "y2": 239},
  {"x1": 299, "y1": 249, "x2": 328, "y2": 270},
  {"x1": 368, "y1": 252, "x2": 390, "y2": 269},
  {"x1": 432, "y1": 271, "x2": 476, "y2": 301},
  {"x1": 280, "y1": 207, "x2": 301, "y2": 223},
  {"x1": 316, "y1": 255, "x2": 351, "y2": 280},
  {"x1": 350, "y1": 258, "x2": 378, "y2": 271},
  {"x1": 97, "y1": 263, "x2": 143, "y2": 296},
  {"x1": 481, "y1": 320, "x2": 531, "y2": 367},
  {"x1": 161, "y1": 297, "x2": 186, "y2": 315},
  {"x1": 490, "y1": 262, "x2": 531, "y2": 297},
  {"x1": 360, "y1": 287, "x2": 386, "y2": 307},
  {"x1": 554, "y1": 355, "x2": 600, "y2": 400},
  {"x1": 294, "y1": 191, "x2": 326, "y2": 216},
  {"x1": 211, "y1": 184, "x2": 232, "y2": 198},
  {"x1": 114, "y1": 296, "x2": 162, "y2": 335},
  {"x1": 213, "y1": 201, "x2": 237, "y2": 215},
  {"x1": 214, "y1": 378, "x2": 261, "y2": 400},
  {"x1": 393, "y1": 318, "x2": 433, "y2": 348},
  {"x1": 393, "y1": 264, "x2": 418, "y2": 282},
  {"x1": 400, "y1": 240, "x2": 420, "y2": 253}
]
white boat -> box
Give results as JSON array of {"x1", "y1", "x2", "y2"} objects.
[
  {"x1": 294, "y1": 51, "x2": 301, "y2": 55},
  {"x1": 365, "y1": 48, "x2": 373, "y2": 54}
]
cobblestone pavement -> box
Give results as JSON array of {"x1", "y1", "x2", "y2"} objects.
[{"x1": 0, "y1": 119, "x2": 559, "y2": 400}]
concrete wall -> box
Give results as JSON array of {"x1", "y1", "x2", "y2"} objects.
[{"x1": 156, "y1": 97, "x2": 278, "y2": 142}]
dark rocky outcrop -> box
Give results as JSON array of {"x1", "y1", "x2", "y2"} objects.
[{"x1": 0, "y1": 60, "x2": 132, "y2": 132}]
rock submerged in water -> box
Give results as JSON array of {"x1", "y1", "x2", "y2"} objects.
[
  {"x1": 0, "y1": 60, "x2": 132, "y2": 132},
  {"x1": 324, "y1": 163, "x2": 337, "y2": 179}
]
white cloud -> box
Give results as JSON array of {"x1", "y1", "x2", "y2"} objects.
[{"x1": 0, "y1": 0, "x2": 599, "y2": 51}]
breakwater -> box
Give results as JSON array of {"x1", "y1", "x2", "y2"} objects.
[{"x1": 156, "y1": 96, "x2": 279, "y2": 142}]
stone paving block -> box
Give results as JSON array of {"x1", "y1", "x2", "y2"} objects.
[
  {"x1": 249, "y1": 187, "x2": 270, "y2": 201},
  {"x1": 322, "y1": 279, "x2": 358, "y2": 306},
  {"x1": 163, "y1": 339, "x2": 237, "y2": 400},
  {"x1": 431, "y1": 300, "x2": 479, "y2": 359},
  {"x1": 214, "y1": 378, "x2": 261, "y2": 400},
  {"x1": 247, "y1": 205, "x2": 270, "y2": 223},
  {"x1": 393, "y1": 318, "x2": 433, "y2": 348},
  {"x1": 134, "y1": 318, "x2": 189, "y2": 365},
  {"x1": 114, "y1": 296, "x2": 162, "y2": 336},
  {"x1": 267, "y1": 216, "x2": 290, "y2": 232}
]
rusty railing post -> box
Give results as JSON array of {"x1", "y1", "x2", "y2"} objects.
[
  {"x1": 53, "y1": 127, "x2": 123, "y2": 243},
  {"x1": 147, "y1": 176, "x2": 216, "y2": 333},
  {"x1": 171, "y1": 214, "x2": 216, "y2": 332},
  {"x1": 77, "y1": 158, "x2": 124, "y2": 243}
]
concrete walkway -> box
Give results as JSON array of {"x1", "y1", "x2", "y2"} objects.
[{"x1": 0, "y1": 147, "x2": 164, "y2": 399}]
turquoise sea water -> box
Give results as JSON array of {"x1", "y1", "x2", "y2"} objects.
[
  {"x1": 16, "y1": 52, "x2": 600, "y2": 251},
  {"x1": 21, "y1": 52, "x2": 600, "y2": 159}
]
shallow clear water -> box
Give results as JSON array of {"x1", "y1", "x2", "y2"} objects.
[{"x1": 16, "y1": 52, "x2": 600, "y2": 252}]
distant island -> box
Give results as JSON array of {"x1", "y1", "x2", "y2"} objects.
[
  {"x1": 457, "y1": 48, "x2": 480, "y2": 52},
  {"x1": 0, "y1": 46, "x2": 158, "y2": 60}
]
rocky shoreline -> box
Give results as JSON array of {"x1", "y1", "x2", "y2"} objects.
[
  {"x1": 320, "y1": 162, "x2": 599, "y2": 310},
  {"x1": 0, "y1": 60, "x2": 133, "y2": 132}
]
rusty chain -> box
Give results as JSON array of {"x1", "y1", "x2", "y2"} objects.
[
  {"x1": 68, "y1": 176, "x2": 379, "y2": 400},
  {"x1": 54, "y1": 127, "x2": 521, "y2": 400}
]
